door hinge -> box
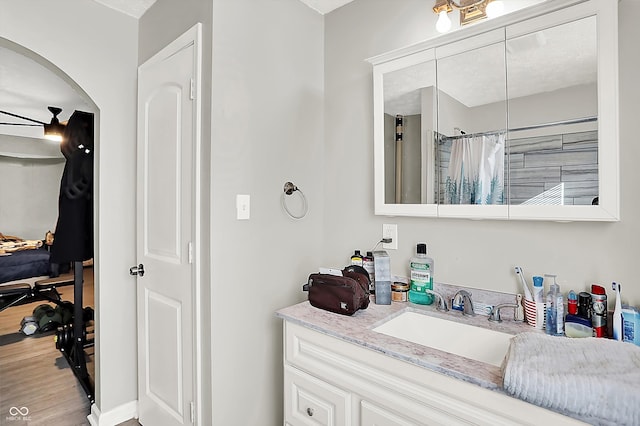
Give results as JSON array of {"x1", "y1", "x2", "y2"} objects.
[
  {"x1": 188, "y1": 242, "x2": 193, "y2": 264},
  {"x1": 190, "y1": 78, "x2": 195, "y2": 100},
  {"x1": 190, "y1": 401, "x2": 195, "y2": 423}
]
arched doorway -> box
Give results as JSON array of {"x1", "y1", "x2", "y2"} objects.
[{"x1": 0, "y1": 38, "x2": 99, "y2": 423}]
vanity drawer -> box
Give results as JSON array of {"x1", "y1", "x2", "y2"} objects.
[
  {"x1": 360, "y1": 400, "x2": 420, "y2": 426},
  {"x1": 284, "y1": 364, "x2": 351, "y2": 426}
]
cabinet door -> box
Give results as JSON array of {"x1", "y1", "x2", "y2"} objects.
[
  {"x1": 361, "y1": 400, "x2": 422, "y2": 426},
  {"x1": 284, "y1": 365, "x2": 351, "y2": 426}
]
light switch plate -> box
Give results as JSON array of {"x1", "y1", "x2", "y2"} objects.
[{"x1": 236, "y1": 194, "x2": 250, "y2": 220}]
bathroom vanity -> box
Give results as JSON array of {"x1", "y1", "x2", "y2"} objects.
[{"x1": 277, "y1": 300, "x2": 586, "y2": 425}]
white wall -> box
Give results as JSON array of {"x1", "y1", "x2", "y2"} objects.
[
  {"x1": 0, "y1": 157, "x2": 63, "y2": 239},
  {"x1": 0, "y1": 0, "x2": 139, "y2": 415},
  {"x1": 209, "y1": 1, "x2": 324, "y2": 423},
  {"x1": 142, "y1": 0, "x2": 324, "y2": 424},
  {"x1": 324, "y1": 0, "x2": 640, "y2": 307}
]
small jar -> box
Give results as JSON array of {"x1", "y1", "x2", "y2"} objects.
[{"x1": 391, "y1": 282, "x2": 409, "y2": 302}]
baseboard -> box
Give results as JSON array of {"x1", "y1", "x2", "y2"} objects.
[{"x1": 87, "y1": 400, "x2": 138, "y2": 426}]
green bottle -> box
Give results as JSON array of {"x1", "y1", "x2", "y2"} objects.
[{"x1": 409, "y1": 243, "x2": 434, "y2": 305}]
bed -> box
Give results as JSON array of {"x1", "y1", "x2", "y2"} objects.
[
  {"x1": 0, "y1": 238, "x2": 73, "y2": 313},
  {"x1": 0, "y1": 247, "x2": 52, "y2": 285}
]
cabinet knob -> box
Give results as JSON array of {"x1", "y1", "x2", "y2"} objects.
[{"x1": 306, "y1": 407, "x2": 314, "y2": 417}]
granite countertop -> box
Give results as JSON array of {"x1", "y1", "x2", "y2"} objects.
[{"x1": 276, "y1": 295, "x2": 539, "y2": 392}]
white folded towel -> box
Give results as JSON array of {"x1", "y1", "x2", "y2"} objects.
[{"x1": 502, "y1": 332, "x2": 640, "y2": 425}]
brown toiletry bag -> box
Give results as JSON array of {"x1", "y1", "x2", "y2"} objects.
[{"x1": 302, "y1": 265, "x2": 370, "y2": 316}]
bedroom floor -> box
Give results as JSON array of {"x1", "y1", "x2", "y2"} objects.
[{"x1": 0, "y1": 266, "x2": 140, "y2": 426}]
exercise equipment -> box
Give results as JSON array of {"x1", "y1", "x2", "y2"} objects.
[
  {"x1": 19, "y1": 297, "x2": 76, "y2": 335},
  {"x1": 20, "y1": 316, "x2": 38, "y2": 336},
  {"x1": 0, "y1": 274, "x2": 72, "y2": 313},
  {"x1": 55, "y1": 261, "x2": 94, "y2": 404}
]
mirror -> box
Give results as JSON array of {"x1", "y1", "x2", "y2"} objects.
[
  {"x1": 506, "y1": 16, "x2": 597, "y2": 207},
  {"x1": 382, "y1": 60, "x2": 436, "y2": 205},
  {"x1": 436, "y1": 36, "x2": 507, "y2": 207},
  {"x1": 370, "y1": 0, "x2": 619, "y2": 221}
]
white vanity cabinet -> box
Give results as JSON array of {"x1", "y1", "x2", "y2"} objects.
[{"x1": 282, "y1": 321, "x2": 584, "y2": 426}]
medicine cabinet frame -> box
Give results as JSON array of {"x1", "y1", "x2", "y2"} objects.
[{"x1": 368, "y1": 0, "x2": 619, "y2": 221}]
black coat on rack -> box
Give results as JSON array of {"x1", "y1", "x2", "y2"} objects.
[{"x1": 50, "y1": 110, "x2": 94, "y2": 264}]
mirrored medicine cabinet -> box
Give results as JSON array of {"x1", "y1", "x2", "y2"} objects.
[{"x1": 368, "y1": 0, "x2": 619, "y2": 221}]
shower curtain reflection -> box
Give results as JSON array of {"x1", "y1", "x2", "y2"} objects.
[{"x1": 441, "y1": 132, "x2": 505, "y2": 205}]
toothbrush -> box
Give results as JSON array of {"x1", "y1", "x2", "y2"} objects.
[
  {"x1": 612, "y1": 282, "x2": 623, "y2": 341},
  {"x1": 515, "y1": 266, "x2": 534, "y2": 301}
]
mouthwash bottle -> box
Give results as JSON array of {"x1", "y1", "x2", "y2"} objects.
[{"x1": 409, "y1": 243, "x2": 434, "y2": 305}]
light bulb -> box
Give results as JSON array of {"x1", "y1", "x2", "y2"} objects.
[
  {"x1": 486, "y1": 1, "x2": 505, "y2": 19},
  {"x1": 44, "y1": 134, "x2": 63, "y2": 143},
  {"x1": 436, "y1": 10, "x2": 452, "y2": 33}
]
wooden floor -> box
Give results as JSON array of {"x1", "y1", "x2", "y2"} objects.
[
  {"x1": 0, "y1": 268, "x2": 141, "y2": 426},
  {"x1": 0, "y1": 267, "x2": 97, "y2": 426}
]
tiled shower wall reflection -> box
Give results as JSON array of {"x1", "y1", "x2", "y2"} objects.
[
  {"x1": 508, "y1": 130, "x2": 598, "y2": 205},
  {"x1": 438, "y1": 130, "x2": 598, "y2": 205}
]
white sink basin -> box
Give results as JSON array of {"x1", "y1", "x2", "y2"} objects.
[{"x1": 373, "y1": 311, "x2": 513, "y2": 367}]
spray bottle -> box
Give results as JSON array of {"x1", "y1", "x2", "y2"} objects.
[{"x1": 591, "y1": 284, "x2": 607, "y2": 338}]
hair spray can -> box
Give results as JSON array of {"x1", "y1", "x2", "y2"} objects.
[{"x1": 591, "y1": 284, "x2": 607, "y2": 338}]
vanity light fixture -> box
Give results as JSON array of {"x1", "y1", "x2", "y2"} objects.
[{"x1": 433, "y1": 0, "x2": 504, "y2": 33}]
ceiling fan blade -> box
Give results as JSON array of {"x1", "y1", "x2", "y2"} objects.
[
  {"x1": 0, "y1": 109, "x2": 47, "y2": 125},
  {"x1": 0, "y1": 122, "x2": 42, "y2": 126}
]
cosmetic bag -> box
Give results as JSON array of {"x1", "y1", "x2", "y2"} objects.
[{"x1": 302, "y1": 265, "x2": 370, "y2": 316}]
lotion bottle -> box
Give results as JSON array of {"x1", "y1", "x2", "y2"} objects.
[{"x1": 545, "y1": 275, "x2": 564, "y2": 336}]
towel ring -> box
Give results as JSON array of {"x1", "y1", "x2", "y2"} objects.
[{"x1": 281, "y1": 181, "x2": 308, "y2": 220}]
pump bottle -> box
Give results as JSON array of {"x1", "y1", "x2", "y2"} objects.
[
  {"x1": 363, "y1": 251, "x2": 375, "y2": 294},
  {"x1": 545, "y1": 275, "x2": 564, "y2": 336}
]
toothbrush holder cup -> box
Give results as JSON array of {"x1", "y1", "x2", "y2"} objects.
[{"x1": 523, "y1": 298, "x2": 546, "y2": 329}]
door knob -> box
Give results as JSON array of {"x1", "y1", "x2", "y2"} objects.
[{"x1": 130, "y1": 264, "x2": 145, "y2": 277}]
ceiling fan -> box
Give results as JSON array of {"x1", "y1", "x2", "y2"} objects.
[{"x1": 0, "y1": 106, "x2": 66, "y2": 142}]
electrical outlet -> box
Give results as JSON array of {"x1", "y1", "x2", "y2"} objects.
[{"x1": 382, "y1": 224, "x2": 398, "y2": 250}]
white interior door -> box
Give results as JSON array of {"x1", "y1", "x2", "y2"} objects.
[{"x1": 136, "y1": 24, "x2": 201, "y2": 426}]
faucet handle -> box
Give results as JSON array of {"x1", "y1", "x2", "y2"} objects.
[
  {"x1": 426, "y1": 289, "x2": 448, "y2": 312},
  {"x1": 489, "y1": 303, "x2": 519, "y2": 322}
]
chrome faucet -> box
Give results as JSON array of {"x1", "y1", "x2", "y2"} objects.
[
  {"x1": 452, "y1": 289, "x2": 475, "y2": 316},
  {"x1": 489, "y1": 303, "x2": 525, "y2": 323},
  {"x1": 489, "y1": 295, "x2": 525, "y2": 323},
  {"x1": 426, "y1": 289, "x2": 448, "y2": 312}
]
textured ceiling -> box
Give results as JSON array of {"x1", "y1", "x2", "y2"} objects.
[
  {"x1": 385, "y1": 12, "x2": 596, "y2": 116},
  {"x1": 296, "y1": 0, "x2": 354, "y2": 14},
  {"x1": 92, "y1": 0, "x2": 157, "y2": 18},
  {"x1": 0, "y1": 46, "x2": 94, "y2": 141},
  {"x1": 93, "y1": 0, "x2": 353, "y2": 17}
]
